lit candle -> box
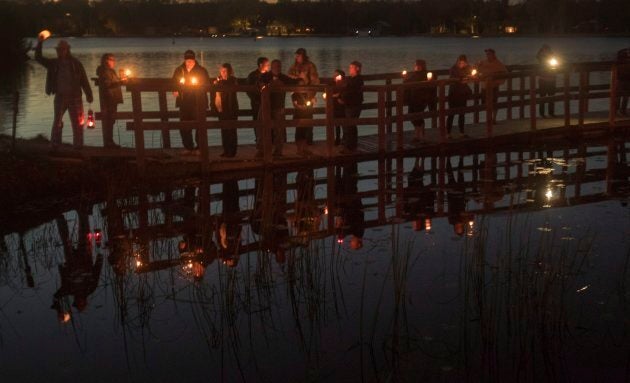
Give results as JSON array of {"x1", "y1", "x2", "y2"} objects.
[
  {"x1": 323, "y1": 205, "x2": 328, "y2": 215},
  {"x1": 425, "y1": 218, "x2": 432, "y2": 232},
  {"x1": 62, "y1": 313, "x2": 71, "y2": 323},
  {"x1": 335, "y1": 75, "x2": 342, "y2": 82},
  {"x1": 402, "y1": 70, "x2": 407, "y2": 76},
  {"x1": 548, "y1": 57, "x2": 559, "y2": 69},
  {"x1": 427, "y1": 72, "x2": 433, "y2": 80},
  {"x1": 39, "y1": 30, "x2": 51, "y2": 40},
  {"x1": 124, "y1": 69, "x2": 131, "y2": 77},
  {"x1": 179, "y1": 77, "x2": 185, "y2": 84},
  {"x1": 191, "y1": 77, "x2": 198, "y2": 85},
  {"x1": 471, "y1": 69, "x2": 478, "y2": 77},
  {"x1": 322, "y1": 92, "x2": 327, "y2": 100},
  {"x1": 306, "y1": 100, "x2": 312, "y2": 107}
]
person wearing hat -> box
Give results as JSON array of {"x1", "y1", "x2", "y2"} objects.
[
  {"x1": 289, "y1": 48, "x2": 320, "y2": 156},
  {"x1": 35, "y1": 35, "x2": 93, "y2": 150},
  {"x1": 96, "y1": 53, "x2": 127, "y2": 148},
  {"x1": 171, "y1": 50, "x2": 211, "y2": 152},
  {"x1": 477, "y1": 48, "x2": 508, "y2": 124}
]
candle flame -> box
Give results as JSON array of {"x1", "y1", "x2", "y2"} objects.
[
  {"x1": 191, "y1": 77, "x2": 198, "y2": 85},
  {"x1": 124, "y1": 69, "x2": 131, "y2": 77},
  {"x1": 402, "y1": 70, "x2": 407, "y2": 76},
  {"x1": 425, "y1": 218, "x2": 432, "y2": 232},
  {"x1": 39, "y1": 30, "x2": 51, "y2": 40},
  {"x1": 323, "y1": 206, "x2": 328, "y2": 215},
  {"x1": 335, "y1": 75, "x2": 342, "y2": 82},
  {"x1": 322, "y1": 92, "x2": 327, "y2": 99},
  {"x1": 306, "y1": 100, "x2": 312, "y2": 107},
  {"x1": 62, "y1": 313, "x2": 71, "y2": 323},
  {"x1": 179, "y1": 77, "x2": 185, "y2": 84},
  {"x1": 427, "y1": 72, "x2": 433, "y2": 80},
  {"x1": 471, "y1": 69, "x2": 478, "y2": 76},
  {"x1": 548, "y1": 57, "x2": 559, "y2": 68}
]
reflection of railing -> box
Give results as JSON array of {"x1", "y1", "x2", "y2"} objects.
[
  {"x1": 95, "y1": 61, "x2": 630, "y2": 171},
  {"x1": 107, "y1": 137, "x2": 628, "y2": 272}
]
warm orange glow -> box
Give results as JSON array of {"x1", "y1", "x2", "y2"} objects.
[
  {"x1": 335, "y1": 75, "x2": 342, "y2": 82},
  {"x1": 471, "y1": 69, "x2": 478, "y2": 77},
  {"x1": 191, "y1": 77, "x2": 198, "y2": 85},
  {"x1": 427, "y1": 72, "x2": 433, "y2": 80},
  {"x1": 425, "y1": 218, "x2": 432, "y2": 232},
  {"x1": 306, "y1": 100, "x2": 312, "y2": 107},
  {"x1": 39, "y1": 30, "x2": 51, "y2": 40},
  {"x1": 323, "y1": 205, "x2": 328, "y2": 215},
  {"x1": 62, "y1": 313, "x2": 71, "y2": 323},
  {"x1": 124, "y1": 69, "x2": 131, "y2": 77},
  {"x1": 402, "y1": 70, "x2": 407, "y2": 76},
  {"x1": 179, "y1": 77, "x2": 185, "y2": 84},
  {"x1": 548, "y1": 57, "x2": 559, "y2": 69},
  {"x1": 136, "y1": 260, "x2": 142, "y2": 268},
  {"x1": 322, "y1": 92, "x2": 327, "y2": 99}
]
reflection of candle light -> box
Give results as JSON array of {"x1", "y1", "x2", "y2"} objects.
[
  {"x1": 427, "y1": 72, "x2": 433, "y2": 80},
  {"x1": 306, "y1": 100, "x2": 312, "y2": 107},
  {"x1": 136, "y1": 260, "x2": 142, "y2": 267},
  {"x1": 322, "y1": 92, "x2": 327, "y2": 99},
  {"x1": 337, "y1": 235, "x2": 344, "y2": 244},
  {"x1": 191, "y1": 77, "x2": 198, "y2": 85},
  {"x1": 335, "y1": 75, "x2": 342, "y2": 82},
  {"x1": 471, "y1": 69, "x2": 478, "y2": 76},
  {"x1": 39, "y1": 30, "x2": 51, "y2": 40},
  {"x1": 323, "y1": 205, "x2": 328, "y2": 215},
  {"x1": 545, "y1": 188, "x2": 553, "y2": 200},
  {"x1": 179, "y1": 77, "x2": 185, "y2": 84},
  {"x1": 62, "y1": 313, "x2": 71, "y2": 323},
  {"x1": 425, "y1": 218, "x2": 432, "y2": 232},
  {"x1": 402, "y1": 70, "x2": 407, "y2": 76}
]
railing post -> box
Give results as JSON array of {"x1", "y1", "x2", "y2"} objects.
[
  {"x1": 386, "y1": 78, "x2": 393, "y2": 135},
  {"x1": 196, "y1": 88, "x2": 209, "y2": 173},
  {"x1": 260, "y1": 86, "x2": 272, "y2": 164},
  {"x1": 377, "y1": 89, "x2": 386, "y2": 153},
  {"x1": 529, "y1": 74, "x2": 537, "y2": 131},
  {"x1": 395, "y1": 86, "x2": 404, "y2": 151},
  {"x1": 610, "y1": 63, "x2": 618, "y2": 128},
  {"x1": 564, "y1": 71, "x2": 571, "y2": 128},
  {"x1": 473, "y1": 81, "x2": 480, "y2": 124},
  {"x1": 325, "y1": 85, "x2": 335, "y2": 157},
  {"x1": 131, "y1": 89, "x2": 145, "y2": 174},
  {"x1": 158, "y1": 91, "x2": 171, "y2": 149},
  {"x1": 579, "y1": 70, "x2": 588, "y2": 127},
  {"x1": 326, "y1": 165, "x2": 336, "y2": 230},
  {"x1": 437, "y1": 155, "x2": 445, "y2": 215},
  {"x1": 11, "y1": 91, "x2": 18, "y2": 153},
  {"x1": 519, "y1": 76, "x2": 525, "y2": 119},
  {"x1": 485, "y1": 79, "x2": 494, "y2": 137},
  {"x1": 377, "y1": 159, "x2": 386, "y2": 223},
  {"x1": 438, "y1": 81, "x2": 446, "y2": 143},
  {"x1": 507, "y1": 77, "x2": 513, "y2": 120}
]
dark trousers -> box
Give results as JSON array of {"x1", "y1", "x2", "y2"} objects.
[
  {"x1": 251, "y1": 100, "x2": 260, "y2": 141},
  {"x1": 538, "y1": 79, "x2": 556, "y2": 116},
  {"x1": 294, "y1": 108, "x2": 313, "y2": 144},
  {"x1": 343, "y1": 106, "x2": 362, "y2": 150},
  {"x1": 52, "y1": 95, "x2": 84, "y2": 147},
  {"x1": 409, "y1": 101, "x2": 436, "y2": 128},
  {"x1": 179, "y1": 104, "x2": 201, "y2": 150},
  {"x1": 256, "y1": 108, "x2": 286, "y2": 154},
  {"x1": 220, "y1": 116, "x2": 238, "y2": 156},
  {"x1": 101, "y1": 101, "x2": 118, "y2": 146},
  {"x1": 447, "y1": 97, "x2": 467, "y2": 134},
  {"x1": 481, "y1": 86, "x2": 499, "y2": 122}
]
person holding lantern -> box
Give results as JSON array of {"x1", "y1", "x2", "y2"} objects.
[
  {"x1": 35, "y1": 33, "x2": 93, "y2": 150},
  {"x1": 289, "y1": 48, "x2": 320, "y2": 156},
  {"x1": 404, "y1": 59, "x2": 437, "y2": 142},
  {"x1": 96, "y1": 53, "x2": 127, "y2": 148},
  {"x1": 212, "y1": 63, "x2": 240, "y2": 157},
  {"x1": 171, "y1": 50, "x2": 211, "y2": 153}
]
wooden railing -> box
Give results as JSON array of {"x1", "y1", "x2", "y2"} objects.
[{"x1": 96, "y1": 61, "x2": 629, "y2": 171}]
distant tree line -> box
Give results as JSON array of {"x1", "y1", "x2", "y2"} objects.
[{"x1": 1, "y1": 0, "x2": 630, "y2": 38}]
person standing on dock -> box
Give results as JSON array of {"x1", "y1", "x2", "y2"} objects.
[
  {"x1": 35, "y1": 36, "x2": 93, "y2": 150},
  {"x1": 172, "y1": 50, "x2": 211, "y2": 153},
  {"x1": 616, "y1": 48, "x2": 630, "y2": 116},
  {"x1": 404, "y1": 59, "x2": 437, "y2": 142},
  {"x1": 339, "y1": 61, "x2": 364, "y2": 153},
  {"x1": 256, "y1": 59, "x2": 301, "y2": 157},
  {"x1": 477, "y1": 48, "x2": 508, "y2": 124},
  {"x1": 212, "y1": 63, "x2": 239, "y2": 157},
  {"x1": 536, "y1": 45, "x2": 557, "y2": 118},
  {"x1": 289, "y1": 48, "x2": 320, "y2": 156},
  {"x1": 247, "y1": 57, "x2": 270, "y2": 141},
  {"x1": 447, "y1": 55, "x2": 473, "y2": 139},
  {"x1": 96, "y1": 53, "x2": 126, "y2": 148},
  {"x1": 332, "y1": 69, "x2": 346, "y2": 145}
]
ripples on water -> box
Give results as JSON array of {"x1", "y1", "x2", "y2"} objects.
[{"x1": 1, "y1": 36, "x2": 629, "y2": 146}]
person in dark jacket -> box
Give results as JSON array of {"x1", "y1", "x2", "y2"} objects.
[
  {"x1": 404, "y1": 59, "x2": 437, "y2": 142},
  {"x1": 331, "y1": 69, "x2": 346, "y2": 145},
  {"x1": 339, "y1": 61, "x2": 364, "y2": 153},
  {"x1": 447, "y1": 55, "x2": 473, "y2": 139},
  {"x1": 246, "y1": 57, "x2": 270, "y2": 141},
  {"x1": 35, "y1": 36, "x2": 93, "y2": 150},
  {"x1": 617, "y1": 48, "x2": 630, "y2": 116},
  {"x1": 536, "y1": 44, "x2": 558, "y2": 117},
  {"x1": 96, "y1": 53, "x2": 126, "y2": 148},
  {"x1": 256, "y1": 59, "x2": 301, "y2": 157},
  {"x1": 172, "y1": 50, "x2": 211, "y2": 152},
  {"x1": 289, "y1": 48, "x2": 319, "y2": 155},
  {"x1": 212, "y1": 63, "x2": 239, "y2": 157}
]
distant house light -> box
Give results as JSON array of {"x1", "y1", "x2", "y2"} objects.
[{"x1": 505, "y1": 26, "x2": 517, "y2": 34}]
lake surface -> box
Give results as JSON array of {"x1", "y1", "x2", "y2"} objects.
[
  {"x1": 1, "y1": 36, "x2": 629, "y2": 147},
  {"x1": 1, "y1": 37, "x2": 630, "y2": 382}
]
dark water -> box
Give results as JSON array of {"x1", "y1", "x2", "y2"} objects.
[
  {"x1": 1, "y1": 134, "x2": 629, "y2": 382},
  {"x1": 1, "y1": 36, "x2": 628, "y2": 147}
]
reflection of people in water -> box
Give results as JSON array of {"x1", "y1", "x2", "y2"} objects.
[
  {"x1": 404, "y1": 157, "x2": 436, "y2": 231},
  {"x1": 51, "y1": 208, "x2": 103, "y2": 322},
  {"x1": 217, "y1": 180, "x2": 242, "y2": 267},
  {"x1": 336, "y1": 162, "x2": 365, "y2": 249},
  {"x1": 293, "y1": 169, "x2": 321, "y2": 244},
  {"x1": 447, "y1": 157, "x2": 472, "y2": 236},
  {"x1": 252, "y1": 172, "x2": 290, "y2": 263},
  {"x1": 608, "y1": 140, "x2": 630, "y2": 205}
]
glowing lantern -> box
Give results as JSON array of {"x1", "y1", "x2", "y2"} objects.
[
  {"x1": 427, "y1": 72, "x2": 433, "y2": 80},
  {"x1": 87, "y1": 109, "x2": 95, "y2": 129},
  {"x1": 39, "y1": 30, "x2": 51, "y2": 40}
]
